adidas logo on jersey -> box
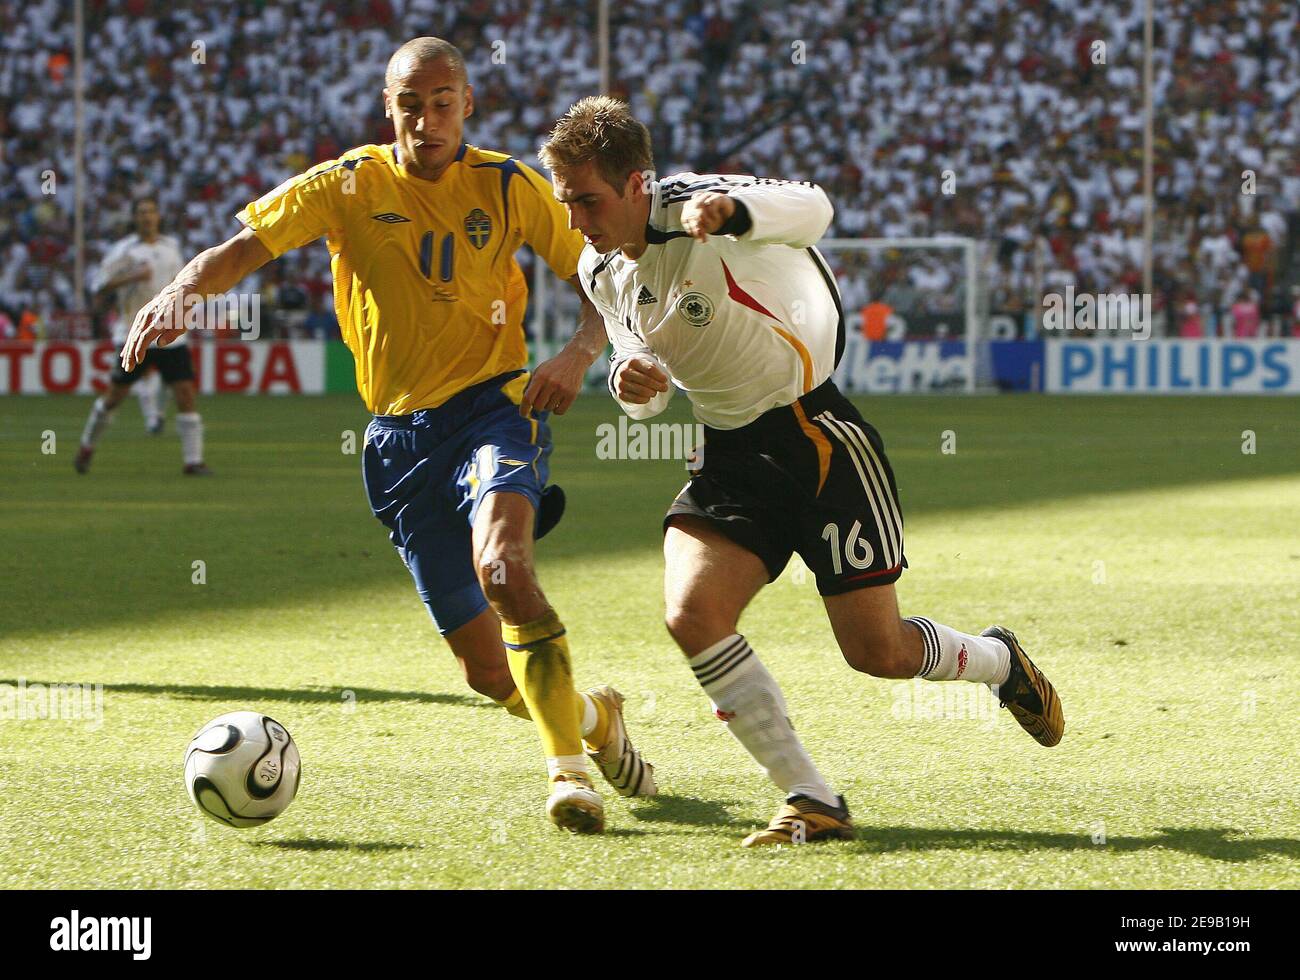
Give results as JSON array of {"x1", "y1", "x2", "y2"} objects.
[
  {"x1": 371, "y1": 212, "x2": 411, "y2": 223},
  {"x1": 636, "y1": 285, "x2": 658, "y2": 306}
]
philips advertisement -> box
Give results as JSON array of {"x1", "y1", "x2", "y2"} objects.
[{"x1": 1045, "y1": 340, "x2": 1300, "y2": 394}]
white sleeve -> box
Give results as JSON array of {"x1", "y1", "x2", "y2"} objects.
[
  {"x1": 607, "y1": 344, "x2": 674, "y2": 420},
  {"x1": 161, "y1": 240, "x2": 186, "y2": 281},
  {"x1": 724, "y1": 179, "x2": 834, "y2": 248},
  {"x1": 91, "y1": 239, "x2": 131, "y2": 293},
  {"x1": 581, "y1": 271, "x2": 673, "y2": 420}
]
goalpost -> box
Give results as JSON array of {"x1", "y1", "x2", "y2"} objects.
[{"x1": 816, "y1": 237, "x2": 988, "y2": 394}]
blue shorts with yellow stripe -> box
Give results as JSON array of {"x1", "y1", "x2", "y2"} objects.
[{"x1": 362, "y1": 370, "x2": 562, "y2": 635}]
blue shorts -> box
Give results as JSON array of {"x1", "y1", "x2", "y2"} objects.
[{"x1": 362, "y1": 370, "x2": 559, "y2": 635}]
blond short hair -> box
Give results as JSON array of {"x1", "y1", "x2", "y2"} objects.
[{"x1": 538, "y1": 96, "x2": 655, "y2": 194}]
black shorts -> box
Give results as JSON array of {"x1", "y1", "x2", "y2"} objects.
[
  {"x1": 110, "y1": 344, "x2": 195, "y2": 386},
  {"x1": 665, "y1": 378, "x2": 906, "y2": 596}
]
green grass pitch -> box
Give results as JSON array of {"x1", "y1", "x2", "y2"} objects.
[{"x1": 1, "y1": 391, "x2": 1297, "y2": 888}]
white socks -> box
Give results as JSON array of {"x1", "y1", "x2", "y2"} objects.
[
  {"x1": 546, "y1": 755, "x2": 590, "y2": 780},
  {"x1": 80, "y1": 397, "x2": 115, "y2": 448},
  {"x1": 136, "y1": 372, "x2": 163, "y2": 427},
  {"x1": 175, "y1": 412, "x2": 204, "y2": 465},
  {"x1": 689, "y1": 634, "x2": 838, "y2": 807},
  {"x1": 81, "y1": 398, "x2": 204, "y2": 466},
  {"x1": 577, "y1": 693, "x2": 597, "y2": 739},
  {"x1": 905, "y1": 617, "x2": 1010, "y2": 685}
]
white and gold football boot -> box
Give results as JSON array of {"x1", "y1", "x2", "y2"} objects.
[{"x1": 583, "y1": 685, "x2": 658, "y2": 797}]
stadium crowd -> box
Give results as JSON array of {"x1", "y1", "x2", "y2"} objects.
[{"x1": 1, "y1": 0, "x2": 1298, "y2": 342}]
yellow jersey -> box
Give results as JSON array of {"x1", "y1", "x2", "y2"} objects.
[{"x1": 237, "y1": 142, "x2": 583, "y2": 415}]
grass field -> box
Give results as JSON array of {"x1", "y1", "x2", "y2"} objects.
[{"x1": 2, "y1": 391, "x2": 1298, "y2": 889}]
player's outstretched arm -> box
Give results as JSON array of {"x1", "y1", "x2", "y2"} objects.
[
  {"x1": 120, "y1": 227, "x2": 273, "y2": 370},
  {"x1": 680, "y1": 192, "x2": 737, "y2": 242},
  {"x1": 682, "y1": 180, "x2": 834, "y2": 249},
  {"x1": 519, "y1": 276, "x2": 609, "y2": 417}
]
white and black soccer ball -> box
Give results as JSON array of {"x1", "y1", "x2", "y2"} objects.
[{"x1": 183, "y1": 711, "x2": 301, "y2": 828}]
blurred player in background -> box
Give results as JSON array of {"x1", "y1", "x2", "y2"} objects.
[
  {"x1": 544, "y1": 97, "x2": 1064, "y2": 846},
  {"x1": 121, "y1": 38, "x2": 655, "y2": 833},
  {"x1": 76, "y1": 196, "x2": 210, "y2": 475}
]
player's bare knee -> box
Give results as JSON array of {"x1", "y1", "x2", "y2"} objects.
[
  {"x1": 476, "y1": 551, "x2": 539, "y2": 615},
  {"x1": 665, "y1": 600, "x2": 735, "y2": 656},
  {"x1": 463, "y1": 660, "x2": 514, "y2": 701},
  {"x1": 477, "y1": 551, "x2": 522, "y2": 593}
]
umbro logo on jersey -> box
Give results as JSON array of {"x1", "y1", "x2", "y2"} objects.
[
  {"x1": 371, "y1": 212, "x2": 411, "y2": 223},
  {"x1": 636, "y1": 285, "x2": 658, "y2": 306}
]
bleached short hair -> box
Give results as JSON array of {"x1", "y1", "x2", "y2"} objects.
[{"x1": 539, "y1": 96, "x2": 654, "y2": 194}]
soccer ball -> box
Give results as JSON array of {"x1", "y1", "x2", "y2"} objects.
[{"x1": 183, "y1": 711, "x2": 301, "y2": 828}]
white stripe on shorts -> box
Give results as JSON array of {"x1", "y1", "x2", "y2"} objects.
[{"x1": 815, "y1": 412, "x2": 903, "y2": 569}]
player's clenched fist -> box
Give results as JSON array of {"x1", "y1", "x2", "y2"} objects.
[
  {"x1": 614, "y1": 357, "x2": 670, "y2": 404},
  {"x1": 121, "y1": 282, "x2": 188, "y2": 370},
  {"x1": 681, "y1": 191, "x2": 736, "y2": 241}
]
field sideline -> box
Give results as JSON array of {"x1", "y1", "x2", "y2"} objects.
[{"x1": 1, "y1": 392, "x2": 1297, "y2": 888}]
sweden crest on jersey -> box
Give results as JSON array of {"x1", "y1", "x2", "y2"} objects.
[{"x1": 465, "y1": 208, "x2": 492, "y2": 249}]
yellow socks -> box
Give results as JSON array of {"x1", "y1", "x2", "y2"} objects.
[
  {"x1": 583, "y1": 692, "x2": 611, "y2": 748},
  {"x1": 497, "y1": 688, "x2": 532, "y2": 721},
  {"x1": 501, "y1": 610, "x2": 585, "y2": 775},
  {"x1": 496, "y1": 686, "x2": 612, "y2": 750}
]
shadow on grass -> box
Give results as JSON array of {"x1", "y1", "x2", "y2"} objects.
[
  {"x1": 618, "y1": 804, "x2": 1300, "y2": 860},
  {"x1": 254, "y1": 838, "x2": 419, "y2": 853},
  {"x1": 0, "y1": 679, "x2": 489, "y2": 709},
  {"x1": 628, "y1": 794, "x2": 748, "y2": 828},
  {"x1": 845, "y1": 825, "x2": 1300, "y2": 863},
  {"x1": 231, "y1": 823, "x2": 1300, "y2": 858},
  {"x1": 6, "y1": 394, "x2": 1300, "y2": 646}
]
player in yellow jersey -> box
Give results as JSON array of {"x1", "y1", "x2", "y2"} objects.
[{"x1": 121, "y1": 37, "x2": 656, "y2": 833}]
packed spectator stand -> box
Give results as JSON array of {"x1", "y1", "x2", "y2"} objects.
[{"x1": 1, "y1": 0, "x2": 1297, "y2": 343}]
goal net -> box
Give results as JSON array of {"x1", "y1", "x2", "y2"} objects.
[{"x1": 816, "y1": 237, "x2": 993, "y2": 393}]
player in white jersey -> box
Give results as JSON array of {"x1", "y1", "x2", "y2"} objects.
[
  {"x1": 76, "y1": 197, "x2": 211, "y2": 476},
  {"x1": 98, "y1": 204, "x2": 172, "y2": 435},
  {"x1": 542, "y1": 97, "x2": 1064, "y2": 846}
]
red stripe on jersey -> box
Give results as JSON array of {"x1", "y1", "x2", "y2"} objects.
[
  {"x1": 841, "y1": 563, "x2": 904, "y2": 582},
  {"x1": 721, "y1": 259, "x2": 780, "y2": 321}
]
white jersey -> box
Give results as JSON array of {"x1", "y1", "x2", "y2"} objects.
[
  {"x1": 578, "y1": 172, "x2": 844, "y2": 429},
  {"x1": 93, "y1": 234, "x2": 186, "y2": 346}
]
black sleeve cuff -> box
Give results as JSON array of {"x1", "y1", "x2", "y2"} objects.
[
  {"x1": 608, "y1": 355, "x2": 625, "y2": 397},
  {"x1": 713, "y1": 199, "x2": 752, "y2": 237}
]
